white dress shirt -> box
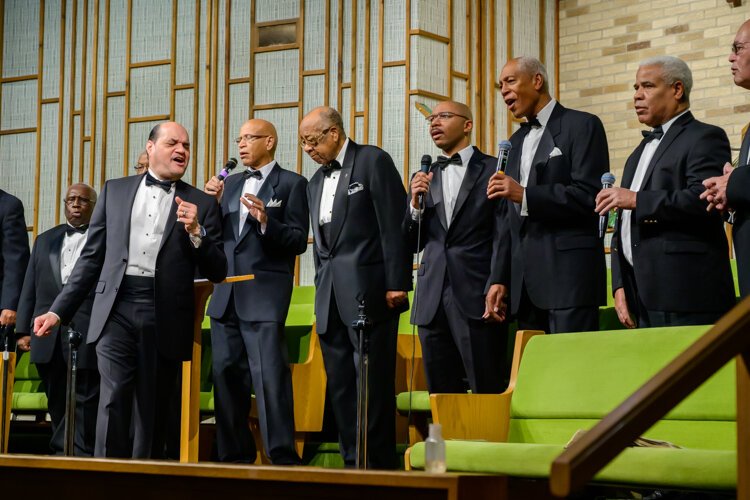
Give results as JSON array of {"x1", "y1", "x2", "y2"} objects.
[
  {"x1": 60, "y1": 226, "x2": 88, "y2": 285},
  {"x1": 239, "y1": 160, "x2": 276, "y2": 234},
  {"x1": 519, "y1": 98, "x2": 557, "y2": 216},
  {"x1": 621, "y1": 110, "x2": 689, "y2": 266},
  {"x1": 410, "y1": 145, "x2": 474, "y2": 225},
  {"x1": 319, "y1": 138, "x2": 350, "y2": 226},
  {"x1": 125, "y1": 169, "x2": 175, "y2": 277}
]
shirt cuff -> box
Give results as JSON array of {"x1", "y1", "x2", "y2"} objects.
[
  {"x1": 260, "y1": 222, "x2": 267, "y2": 234},
  {"x1": 49, "y1": 311, "x2": 61, "y2": 322},
  {"x1": 520, "y1": 190, "x2": 529, "y2": 216},
  {"x1": 189, "y1": 225, "x2": 205, "y2": 248},
  {"x1": 409, "y1": 204, "x2": 423, "y2": 221}
]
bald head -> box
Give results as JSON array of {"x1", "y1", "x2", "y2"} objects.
[
  {"x1": 299, "y1": 106, "x2": 347, "y2": 165},
  {"x1": 429, "y1": 101, "x2": 473, "y2": 154},
  {"x1": 731, "y1": 20, "x2": 750, "y2": 89},
  {"x1": 236, "y1": 119, "x2": 278, "y2": 168}
]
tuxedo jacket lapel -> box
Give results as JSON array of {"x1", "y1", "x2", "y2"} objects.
[
  {"x1": 640, "y1": 112, "x2": 691, "y2": 189},
  {"x1": 225, "y1": 175, "x2": 244, "y2": 242},
  {"x1": 451, "y1": 148, "x2": 482, "y2": 226},
  {"x1": 158, "y1": 181, "x2": 185, "y2": 253},
  {"x1": 48, "y1": 226, "x2": 65, "y2": 291},
  {"x1": 309, "y1": 172, "x2": 327, "y2": 252},
  {"x1": 741, "y1": 127, "x2": 750, "y2": 166},
  {"x1": 327, "y1": 143, "x2": 355, "y2": 249},
  {"x1": 528, "y1": 129, "x2": 555, "y2": 187},
  {"x1": 429, "y1": 164, "x2": 448, "y2": 232}
]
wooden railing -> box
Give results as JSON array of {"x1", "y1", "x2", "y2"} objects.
[{"x1": 549, "y1": 295, "x2": 750, "y2": 498}]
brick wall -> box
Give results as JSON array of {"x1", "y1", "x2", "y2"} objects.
[{"x1": 559, "y1": 0, "x2": 750, "y2": 177}]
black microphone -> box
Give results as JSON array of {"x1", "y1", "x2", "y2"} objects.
[
  {"x1": 417, "y1": 154, "x2": 432, "y2": 206},
  {"x1": 217, "y1": 158, "x2": 238, "y2": 181},
  {"x1": 496, "y1": 140, "x2": 512, "y2": 173},
  {"x1": 599, "y1": 172, "x2": 616, "y2": 238}
]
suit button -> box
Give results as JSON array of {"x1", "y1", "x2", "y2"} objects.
[{"x1": 234, "y1": 249, "x2": 240, "y2": 254}]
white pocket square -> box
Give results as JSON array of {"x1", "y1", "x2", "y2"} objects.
[
  {"x1": 348, "y1": 182, "x2": 364, "y2": 195},
  {"x1": 549, "y1": 147, "x2": 563, "y2": 158},
  {"x1": 267, "y1": 198, "x2": 283, "y2": 208}
]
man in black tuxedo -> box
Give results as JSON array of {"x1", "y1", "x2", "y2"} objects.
[
  {"x1": 404, "y1": 100, "x2": 509, "y2": 394},
  {"x1": 16, "y1": 183, "x2": 99, "y2": 455},
  {"x1": 0, "y1": 189, "x2": 30, "y2": 331},
  {"x1": 703, "y1": 19, "x2": 750, "y2": 297},
  {"x1": 597, "y1": 56, "x2": 734, "y2": 327},
  {"x1": 300, "y1": 106, "x2": 411, "y2": 469},
  {"x1": 204, "y1": 119, "x2": 308, "y2": 465},
  {"x1": 487, "y1": 57, "x2": 608, "y2": 334},
  {"x1": 34, "y1": 121, "x2": 227, "y2": 458}
]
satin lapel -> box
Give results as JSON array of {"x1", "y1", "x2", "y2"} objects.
[
  {"x1": 640, "y1": 114, "x2": 691, "y2": 189},
  {"x1": 236, "y1": 165, "x2": 280, "y2": 246},
  {"x1": 430, "y1": 163, "x2": 448, "y2": 232},
  {"x1": 528, "y1": 129, "x2": 555, "y2": 187},
  {"x1": 309, "y1": 171, "x2": 327, "y2": 252},
  {"x1": 158, "y1": 181, "x2": 184, "y2": 253},
  {"x1": 507, "y1": 132, "x2": 525, "y2": 217},
  {"x1": 225, "y1": 175, "x2": 244, "y2": 241},
  {"x1": 122, "y1": 175, "x2": 143, "y2": 260},
  {"x1": 451, "y1": 149, "x2": 483, "y2": 226},
  {"x1": 327, "y1": 143, "x2": 356, "y2": 249},
  {"x1": 48, "y1": 226, "x2": 65, "y2": 291},
  {"x1": 621, "y1": 141, "x2": 647, "y2": 189},
  {"x1": 740, "y1": 127, "x2": 750, "y2": 166}
]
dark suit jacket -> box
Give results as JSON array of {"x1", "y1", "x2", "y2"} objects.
[
  {"x1": 207, "y1": 164, "x2": 309, "y2": 323},
  {"x1": 307, "y1": 141, "x2": 412, "y2": 333},
  {"x1": 404, "y1": 147, "x2": 509, "y2": 324},
  {"x1": 0, "y1": 189, "x2": 30, "y2": 312},
  {"x1": 50, "y1": 175, "x2": 227, "y2": 361},
  {"x1": 504, "y1": 102, "x2": 608, "y2": 313},
  {"x1": 728, "y1": 131, "x2": 750, "y2": 297},
  {"x1": 611, "y1": 111, "x2": 735, "y2": 313},
  {"x1": 15, "y1": 225, "x2": 97, "y2": 368}
]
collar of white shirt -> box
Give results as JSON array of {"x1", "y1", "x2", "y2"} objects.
[
  {"x1": 534, "y1": 98, "x2": 557, "y2": 128},
  {"x1": 246, "y1": 159, "x2": 277, "y2": 179}
]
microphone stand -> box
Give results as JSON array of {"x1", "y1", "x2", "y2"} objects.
[
  {"x1": 0, "y1": 325, "x2": 10, "y2": 453},
  {"x1": 64, "y1": 325, "x2": 83, "y2": 456},
  {"x1": 352, "y1": 300, "x2": 371, "y2": 469}
]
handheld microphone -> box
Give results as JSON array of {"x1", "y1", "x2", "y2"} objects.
[
  {"x1": 417, "y1": 154, "x2": 432, "y2": 206},
  {"x1": 496, "y1": 140, "x2": 512, "y2": 173},
  {"x1": 217, "y1": 158, "x2": 238, "y2": 181},
  {"x1": 599, "y1": 172, "x2": 616, "y2": 238}
]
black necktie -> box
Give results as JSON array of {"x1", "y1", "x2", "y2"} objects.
[
  {"x1": 322, "y1": 160, "x2": 342, "y2": 175},
  {"x1": 520, "y1": 117, "x2": 542, "y2": 129},
  {"x1": 145, "y1": 173, "x2": 174, "y2": 193},
  {"x1": 243, "y1": 169, "x2": 263, "y2": 180},
  {"x1": 65, "y1": 224, "x2": 88, "y2": 236},
  {"x1": 641, "y1": 125, "x2": 664, "y2": 142},
  {"x1": 436, "y1": 154, "x2": 462, "y2": 170}
]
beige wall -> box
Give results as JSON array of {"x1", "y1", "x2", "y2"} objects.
[{"x1": 559, "y1": 0, "x2": 750, "y2": 178}]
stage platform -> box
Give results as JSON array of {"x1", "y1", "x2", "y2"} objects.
[{"x1": 0, "y1": 454, "x2": 549, "y2": 500}]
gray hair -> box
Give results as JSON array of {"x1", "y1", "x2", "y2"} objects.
[
  {"x1": 514, "y1": 56, "x2": 549, "y2": 94},
  {"x1": 639, "y1": 56, "x2": 692, "y2": 103},
  {"x1": 319, "y1": 106, "x2": 346, "y2": 134}
]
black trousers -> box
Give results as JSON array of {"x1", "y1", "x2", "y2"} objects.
[
  {"x1": 517, "y1": 282, "x2": 599, "y2": 334},
  {"x1": 318, "y1": 289, "x2": 399, "y2": 469},
  {"x1": 210, "y1": 297, "x2": 300, "y2": 465},
  {"x1": 94, "y1": 277, "x2": 180, "y2": 458},
  {"x1": 36, "y1": 331, "x2": 99, "y2": 456},
  {"x1": 418, "y1": 280, "x2": 508, "y2": 394}
]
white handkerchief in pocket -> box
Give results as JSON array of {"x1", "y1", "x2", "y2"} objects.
[
  {"x1": 348, "y1": 182, "x2": 364, "y2": 196},
  {"x1": 549, "y1": 147, "x2": 563, "y2": 158},
  {"x1": 267, "y1": 198, "x2": 283, "y2": 208}
]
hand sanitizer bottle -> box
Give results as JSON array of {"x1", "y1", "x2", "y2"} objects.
[{"x1": 424, "y1": 423, "x2": 446, "y2": 473}]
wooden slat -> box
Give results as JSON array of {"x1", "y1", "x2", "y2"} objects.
[
  {"x1": 409, "y1": 29, "x2": 449, "y2": 44},
  {"x1": 549, "y1": 298, "x2": 750, "y2": 497},
  {"x1": 0, "y1": 351, "x2": 16, "y2": 453},
  {"x1": 0, "y1": 127, "x2": 37, "y2": 135},
  {"x1": 130, "y1": 59, "x2": 171, "y2": 68}
]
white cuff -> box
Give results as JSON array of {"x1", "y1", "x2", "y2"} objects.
[{"x1": 409, "y1": 204, "x2": 423, "y2": 221}]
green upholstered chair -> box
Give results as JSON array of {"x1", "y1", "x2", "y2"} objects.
[{"x1": 11, "y1": 352, "x2": 47, "y2": 417}]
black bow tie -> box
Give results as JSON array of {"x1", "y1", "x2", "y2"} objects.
[
  {"x1": 145, "y1": 173, "x2": 174, "y2": 193},
  {"x1": 243, "y1": 169, "x2": 263, "y2": 180},
  {"x1": 436, "y1": 154, "x2": 463, "y2": 170},
  {"x1": 641, "y1": 126, "x2": 664, "y2": 142},
  {"x1": 322, "y1": 160, "x2": 342, "y2": 175},
  {"x1": 520, "y1": 117, "x2": 542, "y2": 129},
  {"x1": 65, "y1": 224, "x2": 88, "y2": 236}
]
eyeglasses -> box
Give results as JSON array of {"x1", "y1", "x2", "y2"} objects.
[
  {"x1": 425, "y1": 112, "x2": 470, "y2": 124},
  {"x1": 64, "y1": 196, "x2": 93, "y2": 206},
  {"x1": 299, "y1": 128, "x2": 332, "y2": 148},
  {"x1": 235, "y1": 134, "x2": 269, "y2": 145},
  {"x1": 133, "y1": 163, "x2": 148, "y2": 171},
  {"x1": 732, "y1": 42, "x2": 748, "y2": 55}
]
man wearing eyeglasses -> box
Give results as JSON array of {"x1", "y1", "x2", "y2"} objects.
[
  {"x1": 33, "y1": 122, "x2": 227, "y2": 458},
  {"x1": 599, "y1": 56, "x2": 734, "y2": 328},
  {"x1": 15, "y1": 184, "x2": 99, "y2": 456},
  {"x1": 405, "y1": 100, "x2": 510, "y2": 394},
  {"x1": 702, "y1": 19, "x2": 750, "y2": 298},
  {"x1": 203, "y1": 119, "x2": 308, "y2": 465},
  {"x1": 488, "y1": 56, "x2": 608, "y2": 334},
  {"x1": 133, "y1": 151, "x2": 149, "y2": 175},
  {"x1": 300, "y1": 106, "x2": 411, "y2": 469}
]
